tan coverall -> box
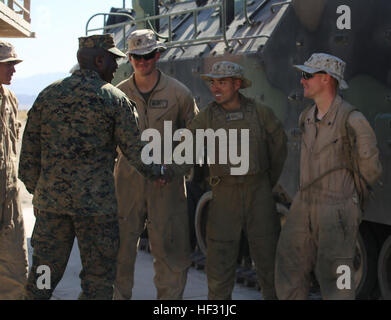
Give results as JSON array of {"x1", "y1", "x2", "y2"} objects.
[
  {"x1": 188, "y1": 94, "x2": 287, "y2": 300},
  {"x1": 275, "y1": 95, "x2": 382, "y2": 300},
  {"x1": 114, "y1": 71, "x2": 198, "y2": 299},
  {"x1": 0, "y1": 85, "x2": 28, "y2": 299}
]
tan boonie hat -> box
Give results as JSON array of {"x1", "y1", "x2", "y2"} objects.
[
  {"x1": 0, "y1": 40, "x2": 22, "y2": 64},
  {"x1": 78, "y1": 34, "x2": 126, "y2": 58},
  {"x1": 200, "y1": 61, "x2": 252, "y2": 89},
  {"x1": 127, "y1": 29, "x2": 166, "y2": 55},
  {"x1": 294, "y1": 53, "x2": 349, "y2": 90}
]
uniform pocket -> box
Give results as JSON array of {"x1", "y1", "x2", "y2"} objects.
[
  {"x1": 155, "y1": 103, "x2": 177, "y2": 121},
  {"x1": 313, "y1": 134, "x2": 346, "y2": 162},
  {"x1": 328, "y1": 201, "x2": 359, "y2": 259}
]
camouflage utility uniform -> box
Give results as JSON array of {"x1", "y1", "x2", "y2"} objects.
[
  {"x1": 188, "y1": 92, "x2": 287, "y2": 300},
  {"x1": 19, "y1": 35, "x2": 160, "y2": 300},
  {"x1": 0, "y1": 85, "x2": 29, "y2": 299}
]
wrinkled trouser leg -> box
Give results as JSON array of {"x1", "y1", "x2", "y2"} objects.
[
  {"x1": 206, "y1": 238, "x2": 240, "y2": 300},
  {"x1": 114, "y1": 181, "x2": 146, "y2": 300},
  {"x1": 246, "y1": 180, "x2": 280, "y2": 300},
  {"x1": 275, "y1": 197, "x2": 315, "y2": 300},
  {"x1": 206, "y1": 184, "x2": 242, "y2": 300},
  {"x1": 114, "y1": 158, "x2": 191, "y2": 300},
  {"x1": 147, "y1": 178, "x2": 191, "y2": 300},
  {"x1": 206, "y1": 178, "x2": 278, "y2": 300},
  {"x1": 75, "y1": 214, "x2": 119, "y2": 300},
  {"x1": 25, "y1": 210, "x2": 119, "y2": 300},
  {"x1": 25, "y1": 211, "x2": 75, "y2": 299},
  {"x1": 276, "y1": 193, "x2": 360, "y2": 300},
  {"x1": 0, "y1": 192, "x2": 29, "y2": 300},
  {"x1": 315, "y1": 198, "x2": 359, "y2": 300}
]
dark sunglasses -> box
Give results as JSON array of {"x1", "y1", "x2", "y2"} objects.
[
  {"x1": 301, "y1": 71, "x2": 327, "y2": 80},
  {"x1": 130, "y1": 51, "x2": 157, "y2": 61}
]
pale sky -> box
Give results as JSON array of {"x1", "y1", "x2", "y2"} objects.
[{"x1": 10, "y1": 0, "x2": 128, "y2": 79}]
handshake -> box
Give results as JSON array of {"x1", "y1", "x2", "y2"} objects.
[{"x1": 151, "y1": 164, "x2": 174, "y2": 187}]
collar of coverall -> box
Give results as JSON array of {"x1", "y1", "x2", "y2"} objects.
[
  {"x1": 239, "y1": 93, "x2": 256, "y2": 112},
  {"x1": 212, "y1": 93, "x2": 254, "y2": 113},
  {"x1": 128, "y1": 69, "x2": 168, "y2": 98},
  {"x1": 307, "y1": 94, "x2": 343, "y2": 125},
  {"x1": 0, "y1": 85, "x2": 3, "y2": 104},
  {"x1": 0, "y1": 84, "x2": 9, "y2": 99}
]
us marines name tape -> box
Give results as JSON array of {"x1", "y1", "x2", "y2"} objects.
[{"x1": 141, "y1": 121, "x2": 250, "y2": 176}]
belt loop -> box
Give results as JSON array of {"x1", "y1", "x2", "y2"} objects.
[{"x1": 209, "y1": 176, "x2": 221, "y2": 187}]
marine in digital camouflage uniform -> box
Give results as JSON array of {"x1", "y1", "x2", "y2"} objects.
[
  {"x1": 275, "y1": 53, "x2": 383, "y2": 300},
  {"x1": 0, "y1": 40, "x2": 29, "y2": 300},
  {"x1": 171, "y1": 61, "x2": 287, "y2": 300},
  {"x1": 19, "y1": 34, "x2": 163, "y2": 300},
  {"x1": 113, "y1": 29, "x2": 199, "y2": 300}
]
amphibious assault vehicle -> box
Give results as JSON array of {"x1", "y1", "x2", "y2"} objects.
[{"x1": 86, "y1": 0, "x2": 391, "y2": 299}]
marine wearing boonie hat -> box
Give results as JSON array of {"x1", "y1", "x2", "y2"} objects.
[
  {"x1": 127, "y1": 29, "x2": 166, "y2": 55},
  {"x1": 200, "y1": 61, "x2": 252, "y2": 89},
  {"x1": 0, "y1": 40, "x2": 23, "y2": 64},
  {"x1": 293, "y1": 53, "x2": 349, "y2": 90},
  {"x1": 78, "y1": 34, "x2": 126, "y2": 58}
]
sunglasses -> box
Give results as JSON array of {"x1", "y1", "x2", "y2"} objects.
[
  {"x1": 130, "y1": 51, "x2": 157, "y2": 61},
  {"x1": 301, "y1": 71, "x2": 327, "y2": 80}
]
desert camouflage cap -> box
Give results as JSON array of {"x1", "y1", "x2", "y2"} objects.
[
  {"x1": 200, "y1": 61, "x2": 252, "y2": 89},
  {"x1": 127, "y1": 29, "x2": 166, "y2": 55},
  {"x1": 0, "y1": 40, "x2": 22, "y2": 64},
  {"x1": 78, "y1": 34, "x2": 126, "y2": 58},
  {"x1": 294, "y1": 53, "x2": 348, "y2": 90}
]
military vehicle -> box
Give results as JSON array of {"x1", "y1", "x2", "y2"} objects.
[{"x1": 86, "y1": 0, "x2": 391, "y2": 299}]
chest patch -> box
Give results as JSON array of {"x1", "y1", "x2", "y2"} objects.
[
  {"x1": 226, "y1": 111, "x2": 244, "y2": 121},
  {"x1": 150, "y1": 100, "x2": 168, "y2": 109}
]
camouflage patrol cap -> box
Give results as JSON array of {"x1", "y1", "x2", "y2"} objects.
[
  {"x1": 294, "y1": 53, "x2": 348, "y2": 90},
  {"x1": 78, "y1": 34, "x2": 126, "y2": 58},
  {"x1": 200, "y1": 61, "x2": 252, "y2": 89},
  {"x1": 127, "y1": 29, "x2": 166, "y2": 55},
  {"x1": 0, "y1": 40, "x2": 22, "y2": 64}
]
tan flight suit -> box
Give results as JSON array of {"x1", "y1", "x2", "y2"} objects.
[
  {"x1": 114, "y1": 71, "x2": 198, "y2": 300},
  {"x1": 275, "y1": 95, "x2": 382, "y2": 300},
  {"x1": 0, "y1": 85, "x2": 28, "y2": 299},
  {"x1": 188, "y1": 94, "x2": 287, "y2": 300}
]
